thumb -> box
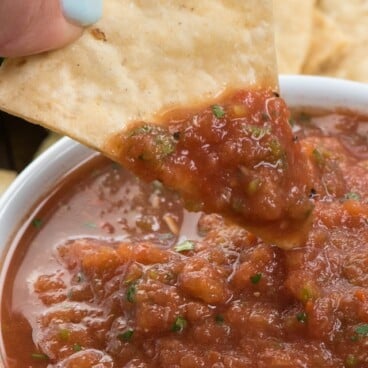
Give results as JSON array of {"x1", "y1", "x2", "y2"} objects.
[{"x1": 0, "y1": 0, "x2": 102, "y2": 57}]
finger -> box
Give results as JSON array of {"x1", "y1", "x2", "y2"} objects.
[{"x1": 0, "y1": 0, "x2": 102, "y2": 57}]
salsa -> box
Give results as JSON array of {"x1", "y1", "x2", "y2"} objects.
[
  {"x1": 2, "y1": 108, "x2": 368, "y2": 367},
  {"x1": 109, "y1": 90, "x2": 313, "y2": 249}
]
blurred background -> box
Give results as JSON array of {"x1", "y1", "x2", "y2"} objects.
[{"x1": 1, "y1": 0, "x2": 367, "y2": 195}]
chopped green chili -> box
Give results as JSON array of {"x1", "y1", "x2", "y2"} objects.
[{"x1": 31, "y1": 353, "x2": 49, "y2": 360}]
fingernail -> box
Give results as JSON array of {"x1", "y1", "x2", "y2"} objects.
[{"x1": 61, "y1": 0, "x2": 103, "y2": 27}]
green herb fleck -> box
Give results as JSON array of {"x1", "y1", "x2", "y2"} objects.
[
  {"x1": 172, "y1": 316, "x2": 187, "y2": 332},
  {"x1": 73, "y1": 343, "x2": 82, "y2": 352},
  {"x1": 117, "y1": 329, "x2": 134, "y2": 342},
  {"x1": 268, "y1": 139, "x2": 283, "y2": 159},
  {"x1": 211, "y1": 104, "x2": 225, "y2": 118},
  {"x1": 155, "y1": 134, "x2": 176, "y2": 156},
  {"x1": 246, "y1": 125, "x2": 270, "y2": 140},
  {"x1": 250, "y1": 273, "x2": 262, "y2": 284},
  {"x1": 174, "y1": 240, "x2": 195, "y2": 252},
  {"x1": 32, "y1": 218, "x2": 43, "y2": 229},
  {"x1": 355, "y1": 324, "x2": 368, "y2": 336},
  {"x1": 247, "y1": 178, "x2": 261, "y2": 195},
  {"x1": 300, "y1": 286, "x2": 315, "y2": 302},
  {"x1": 126, "y1": 283, "x2": 137, "y2": 303},
  {"x1": 128, "y1": 124, "x2": 153, "y2": 137},
  {"x1": 345, "y1": 354, "x2": 359, "y2": 367},
  {"x1": 344, "y1": 192, "x2": 361, "y2": 201},
  {"x1": 215, "y1": 314, "x2": 225, "y2": 324},
  {"x1": 31, "y1": 353, "x2": 49, "y2": 360},
  {"x1": 296, "y1": 312, "x2": 308, "y2": 323},
  {"x1": 58, "y1": 328, "x2": 70, "y2": 341},
  {"x1": 312, "y1": 147, "x2": 332, "y2": 167}
]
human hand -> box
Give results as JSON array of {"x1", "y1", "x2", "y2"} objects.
[{"x1": 0, "y1": 0, "x2": 102, "y2": 57}]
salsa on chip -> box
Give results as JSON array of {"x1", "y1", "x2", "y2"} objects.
[{"x1": 0, "y1": 0, "x2": 313, "y2": 247}]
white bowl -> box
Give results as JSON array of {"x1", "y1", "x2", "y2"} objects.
[{"x1": 1, "y1": 75, "x2": 368, "y2": 364}]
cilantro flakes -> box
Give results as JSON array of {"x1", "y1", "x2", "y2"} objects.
[
  {"x1": 117, "y1": 329, "x2": 134, "y2": 342},
  {"x1": 355, "y1": 324, "x2": 368, "y2": 336},
  {"x1": 32, "y1": 218, "x2": 43, "y2": 229},
  {"x1": 211, "y1": 104, "x2": 225, "y2": 118},
  {"x1": 250, "y1": 273, "x2": 262, "y2": 284},
  {"x1": 296, "y1": 312, "x2": 308, "y2": 323},
  {"x1": 215, "y1": 314, "x2": 225, "y2": 324},
  {"x1": 345, "y1": 354, "x2": 358, "y2": 367},
  {"x1": 73, "y1": 343, "x2": 82, "y2": 352},
  {"x1": 172, "y1": 316, "x2": 187, "y2": 332},
  {"x1": 126, "y1": 283, "x2": 137, "y2": 303}
]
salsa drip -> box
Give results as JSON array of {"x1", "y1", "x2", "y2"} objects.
[{"x1": 114, "y1": 90, "x2": 314, "y2": 249}]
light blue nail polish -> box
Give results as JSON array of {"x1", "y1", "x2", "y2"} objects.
[{"x1": 61, "y1": 0, "x2": 103, "y2": 27}]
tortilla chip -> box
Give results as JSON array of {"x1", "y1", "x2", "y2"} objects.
[
  {"x1": 0, "y1": 0, "x2": 277, "y2": 160},
  {"x1": 273, "y1": 0, "x2": 316, "y2": 74},
  {"x1": 302, "y1": 9, "x2": 350, "y2": 75},
  {"x1": 0, "y1": 170, "x2": 16, "y2": 196},
  {"x1": 318, "y1": 0, "x2": 368, "y2": 36},
  {"x1": 316, "y1": 0, "x2": 368, "y2": 82},
  {"x1": 322, "y1": 46, "x2": 368, "y2": 82}
]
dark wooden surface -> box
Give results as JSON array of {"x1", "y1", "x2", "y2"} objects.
[{"x1": 0, "y1": 110, "x2": 47, "y2": 172}]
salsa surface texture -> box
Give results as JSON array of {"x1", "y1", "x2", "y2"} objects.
[
  {"x1": 2, "y1": 109, "x2": 368, "y2": 367},
  {"x1": 110, "y1": 90, "x2": 313, "y2": 249}
]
